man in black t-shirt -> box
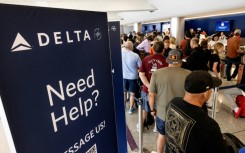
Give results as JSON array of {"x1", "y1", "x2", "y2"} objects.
[
  {"x1": 186, "y1": 38, "x2": 209, "y2": 71},
  {"x1": 165, "y1": 71, "x2": 229, "y2": 153}
]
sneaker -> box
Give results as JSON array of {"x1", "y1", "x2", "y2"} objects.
[
  {"x1": 153, "y1": 126, "x2": 158, "y2": 133},
  {"x1": 129, "y1": 108, "x2": 136, "y2": 114},
  {"x1": 233, "y1": 107, "x2": 242, "y2": 118}
]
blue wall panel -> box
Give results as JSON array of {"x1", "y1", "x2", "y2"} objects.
[{"x1": 185, "y1": 14, "x2": 245, "y2": 37}]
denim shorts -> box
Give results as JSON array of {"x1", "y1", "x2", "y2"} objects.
[
  {"x1": 141, "y1": 92, "x2": 156, "y2": 112},
  {"x1": 141, "y1": 92, "x2": 150, "y2": 112},
  {"x1": 123, "y1": 79, "x2": 137, "y2": 93},
  {"x1": 156, "y1": 116, "x2": 165, "y2": 135}
]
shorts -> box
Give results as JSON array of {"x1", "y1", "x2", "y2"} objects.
[
  {"x1": 141, "y1": 92, "x2": 156, "y2": 112},
  {"x1": 123, "y1": 79, "x2": 137, "y2": 93},
  {"x1": 156, "y1": 116, "x2": 165, "y2": 135}
]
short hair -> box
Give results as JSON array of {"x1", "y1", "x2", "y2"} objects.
[
  {"x1": 234, "y1": 29, "x2": 241, "y2": 35},
  {"x1": 163, "y1": 35, "x2": 170, "y2": 41},
  {"x1": 191, "y1": 38, "x2": 199, "y2": 45},
  {"x1": 200, "y1": 40, "x2": 208, "y2": 48},
  {"x1": 124, "y1": 41, "x2": 134, "y2": 50},
  {"x1": 147, "y1": 35, "x2": 154, "y2": 41},
  {"x1": 153, "y1": 41, "x2": 164, "y2": 54}
]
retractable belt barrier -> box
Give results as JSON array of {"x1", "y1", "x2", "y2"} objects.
[{"x1": 219, "y1": 83, "x2": 245, "y2": 90}]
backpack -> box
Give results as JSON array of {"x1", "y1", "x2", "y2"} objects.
[
  {"x1": 223, "y1": 133, "x2": 244, "y2": 153},
  {"x1": 143, "y1": 112, "x2": 154, "y2": 129}
]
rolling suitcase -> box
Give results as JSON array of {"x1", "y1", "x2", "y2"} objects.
[{"x1": 223, "y1": 133, "x2": 244, "y2": 153}]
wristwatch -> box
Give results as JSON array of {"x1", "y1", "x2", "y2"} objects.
[{"x1": 150, "y1": 109, "x2": 156, "y2": 112}]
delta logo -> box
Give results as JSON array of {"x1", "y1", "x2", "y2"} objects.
[
  {"x1": 11, "y1": 33, "x2": 32, "y2": 52},
  {"x1": 11, "y1": 28, "x2": 102, "y2": 52}
]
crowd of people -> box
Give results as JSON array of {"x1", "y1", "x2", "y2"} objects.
[{"x1": 121, "y1": 28, "x2": 244, "y2": 153}]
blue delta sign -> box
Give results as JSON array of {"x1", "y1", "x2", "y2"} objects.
[{"x1": 0, "y1": 4, "x2": 119, "y2": 153}]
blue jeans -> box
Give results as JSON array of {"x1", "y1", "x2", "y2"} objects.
[{"x1": 226, "y1": 56, "x2": 240, "y2": 81}]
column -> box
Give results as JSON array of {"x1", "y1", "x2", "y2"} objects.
[
  {"x1": 170, "y1": 17, "x2": 185, "y2": 45},
  {"x1": 134, "y1": 23, "x2": 142, "y2": 33}
]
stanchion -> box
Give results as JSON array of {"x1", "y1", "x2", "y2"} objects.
[
  {"x1": 211, "y1": 87, "x2": 219, "y2": 119},
  {"x1": 137, "y1": 98, "x2": 143, "y2": 153}
]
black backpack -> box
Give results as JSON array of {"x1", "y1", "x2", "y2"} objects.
[
  {"x1": 143, "y1": 112, "x2": 154, "y2": 129},
  {"x1": 223, "y1": 133, "x2": 244, "y2": 153}
]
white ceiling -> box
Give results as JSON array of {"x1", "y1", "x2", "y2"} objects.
[{"x1": 0, "y1": 0, "x2": 245, "y2": 25}]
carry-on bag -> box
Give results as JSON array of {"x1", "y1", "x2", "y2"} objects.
[{"x1": 223, "y1": 133, "x2": 244, "y2": 153}]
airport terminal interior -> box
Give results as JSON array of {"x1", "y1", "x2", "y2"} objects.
[{"x1": 1, "y1": 0, "x2": 245, "y2": 153}]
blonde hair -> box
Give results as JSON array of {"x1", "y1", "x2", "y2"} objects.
[
  {"x1": 213, "y1": 42, "x2": 224, "y2": 54},
  {"x1": 170, "y1": 37, "x2": 176, "y2": 44}
]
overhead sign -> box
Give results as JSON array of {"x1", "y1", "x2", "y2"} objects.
[
  {"x1": 0, "y1": 4, "x2": 118, "y2": 153},
  {"x1": 216, "y1": 20, "x2": 231, "y2": 31}
]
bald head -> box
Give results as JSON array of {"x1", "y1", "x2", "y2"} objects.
[{"x1": 124, "y1": 41, "x2": 134, "y2": 50}]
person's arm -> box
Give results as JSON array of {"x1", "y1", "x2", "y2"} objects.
[
  {"x1": 234, "y1": 39, "x2": 242, "y2": 53},
  {"x1": 212, "y1": 62, "x2": 220, "y2": 78},
  {"x1": 186, "y1": 52, "x2": 195, "y2": 70},
  {"x1": 136, "y1": 39, "x2": 146, "y2": 50},
  {"x1": 148, "y1": 72, "x2": 157, "y2": 116},
  {"x1": 137, "y1": 56, "x2": 142, "y2": 68},
  {"x1": 139, "y1": 72, "x2": 149, "y2": 88},
  {"x1": 179, "y1": 40, "x2": 185, "y2": 51},
  {"x1": 148, "y1": 92, "x2": 156, "y2": 116}
]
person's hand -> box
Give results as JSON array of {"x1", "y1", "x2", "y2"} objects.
[{"x1": 150, "y1": 109, "x2": 156, "y2": 116}]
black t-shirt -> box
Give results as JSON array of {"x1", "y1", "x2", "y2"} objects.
[
  {"x1": 186, "y1": 46, "x2": 209, "y2": 71},
  {"x1": 163, "y1": 47, "x2": 172, "y2": 57},
  {"x1": 209, "y1": 54, "x2": 220, "y2": 72},
  {"x1": 165, "y1": 97, "x2": 229, "y2": 153}
]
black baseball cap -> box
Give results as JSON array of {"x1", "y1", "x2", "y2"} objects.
[{"x1": 184, "y1": 70, "x2": 222, "y2": 93}]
